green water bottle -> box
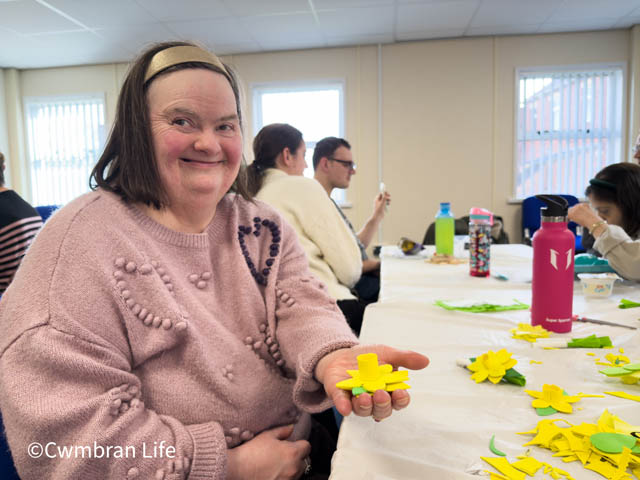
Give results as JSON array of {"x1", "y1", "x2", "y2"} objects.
[{"x1": 435, "y1": 202, "x2": 454, "y2": 255}]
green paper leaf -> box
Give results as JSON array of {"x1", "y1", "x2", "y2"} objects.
[
  {"x1": 535, "y1": 406, "x2": 558, "y2": 416},
  {"x1": 435, "y1": 300, "x2": 529, "y2": 313},
  {"x1": 502, "y1": 367, "x2": 526, "y2": 387},
  {"x1": 623, "y1": 363, "x2": 640, "y2": 371},
  {"x1": 589, "y1": 432, "x2": 637, "y2": 454},
  {"x1": 352, "y1": 386, "x2": 366, "y2": 396},
  {"x1": 489, "y1": 435, "x2": 506, "y2": 456},
  {"x1": 567, "y1": 334, "x2": 612, "y2": 348},
  {"x1": 600, "y1": 366, "x2": 633, "y2": 376},
  {"x1": 618, "y1": 298, "x2": 640, "y2": 309}
]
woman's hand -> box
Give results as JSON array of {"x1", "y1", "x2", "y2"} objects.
[
  {"x1": 227, "y1": 424, "x2": 311, "y2": 480},
  {"x1": 568, "y1": 203, "x2": 601, "y2": 227},
  {"x1": 315, "y1": 344, "x2": 429, "y2": 421}
]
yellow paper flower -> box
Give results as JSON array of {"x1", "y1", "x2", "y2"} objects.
[
  {"x1": 596, "y1": 353, "x2": 630, "y2": 367},
  {"x1": 524, "y1": 384, "x2": 581, "y2": 413},
  {"x1": 511, "y1": 323, "x2": 550, "y2": 343},
  {"x1": 468, "y1": 349, "x2": 517, "y2": 384},
  {"x1": 335, "y1": 353, "x2": 410, "y2": 394}
]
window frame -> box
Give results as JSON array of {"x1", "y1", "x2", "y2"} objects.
[
  {"x1": 23, "y1": 93, "x2": 107, "y2": 206},
  {"x1": 251, "y1": 80, "x2": 348, "y2": 205},
  {"x1": 512, "y1": 62, "x2": 627, "y2": 202}
]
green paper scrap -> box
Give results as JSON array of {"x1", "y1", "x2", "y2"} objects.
[
  {"x1": 589, "y1": 432, "x2": 637, "y2": 454},
  {"x1": 618, "y1": 298, "x2": 640, "y2": 309},
  {"x1": 600, "y1": 363, "x2": 640, "y2": 377},
  {"x1": 535, "y1": 406, "x2": 558, "y2": 416},
  {"x1": 435, "y1": 300, "x2": 529, "y2": 313},
  {"x1": 567, "y1": 334, "x2": 612, "y2": 348},
  {"x1": 469, "y1": 357, "x2": 526, "y2": 387},
  {"x1": 351, "y1": 386, "x2": 366, "y2": 396},
  {"x1": 489, "y1": 435, "x2": 506, "y2": 456},
  {"x1": 634, "y1": 445, "x2": 640, "y2": 454}
]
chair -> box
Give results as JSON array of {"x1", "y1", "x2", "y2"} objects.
[
  {"x1": 0, "y1": 415, "x2": 20, "y2": 479},
  {"x1": 34, "y1": 205, "x2": 59, "y2": 223},
  {"x1": 521, "y1": 195, "x2": 584, "y2": 253}
]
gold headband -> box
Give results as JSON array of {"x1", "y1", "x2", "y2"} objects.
[{"x1": 144, "y1": 45, "x2": 229, "y2": 83}]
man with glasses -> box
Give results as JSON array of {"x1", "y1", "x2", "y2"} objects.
[{"x1": 313, "y1": 137, "x2": 390, "y2": 307}]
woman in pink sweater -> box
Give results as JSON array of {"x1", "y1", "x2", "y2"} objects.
[{"x1": 0, "y1": 42, "x2": 428, "y2": 480}]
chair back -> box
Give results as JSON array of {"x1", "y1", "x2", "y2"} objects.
[
  {"x1": 521, "y1": 195, "x2": 583, "y2": 251},
  {"x1": 0, "y1": 415, "x2": 20, "y2": 479},
  {"x1": 34, "y1": 205, "x2": 59, "y2": 223}
]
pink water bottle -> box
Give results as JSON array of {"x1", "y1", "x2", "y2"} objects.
[{"x1": 531, "y1": 195, "x2": 575, "y2": 333}]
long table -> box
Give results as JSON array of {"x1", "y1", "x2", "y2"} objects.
[{"x1": 330, "y1": 244, "x2": 640, "y2": 479}]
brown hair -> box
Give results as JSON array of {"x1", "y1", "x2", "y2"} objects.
[
  {"x1": 90, "y1": 41, "x2": 251, "y2": 208},
  {"x1": 247, "y1": 123, "x2": 303, "y2": 196},
  {"x1": 0, "y1": 152, "x2": 4, "y2": 187},
  {"x1": 585, "y1": 162, "x2": 640, "y2": 238},
  {"x1": 312, "y1": 137, "x2": 351, "y2": 170}
]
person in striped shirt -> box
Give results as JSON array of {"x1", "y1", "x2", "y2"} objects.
[{"x1": 0, "y1": 152, "x2": 43, "y2": 295}]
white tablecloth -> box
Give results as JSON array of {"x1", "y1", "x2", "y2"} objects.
[{"x1": 330, "y1": 245, "x2": 640, "y2": 479}]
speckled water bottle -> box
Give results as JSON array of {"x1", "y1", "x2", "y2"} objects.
[{"x1": 469, "y1": 208, "x2": 493, "y2": 277}]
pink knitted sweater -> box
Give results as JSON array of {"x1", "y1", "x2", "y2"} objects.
[{"x1": 0, "y1": 189, "x2": 358, "y2": 480}]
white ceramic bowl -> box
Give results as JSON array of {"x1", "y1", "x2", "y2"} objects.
[{"x1": 577, "y1": 273, "x2": 621, "y2": 298}]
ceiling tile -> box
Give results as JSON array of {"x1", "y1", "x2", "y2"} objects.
[
  {"x1": 45, "y1": 0, "x2": 155, "y2": 28},
  {"x1": 397, "y1": 1, "x2": 478, "y2": 33},
  {"x1": 211, "y1": 41, "x2": 263, "y2": 55},
  {"x1": 0, "y1": 0, "x2": 80, "y2": 34},
  {"x1": 470, "y1": 0, "x2": 557, "y2": 28},
  {"x1": 166, "y1": 17, "x2": 252, "y2": 46},
  {"x1": 257, "y1": 38, "x2": 327, "y2": 53},
  {"x1": 224, "y1": 0, "x2": 310, "y2": 16},
  {"x1": 94, "y1": 23, "x2": 182, "y2": 58},
  {"x1": 5, "y1": 30, "x2": 130, "y2": 68},
  {"x1": 317, "y1": 6, "x2": 394, "y2": 37},
  {"x1": 241, "y1": 12, "x2": 324, "y2": 45},
  {"x1": 548, "y1": 0, "x2": 640, "y2": 21},
  {"x1": 134, "y1": 0, "x2": 232, "y2": 22},
  {"x1": 397, "y1": 28, "x2": 465, "y2": 41}
]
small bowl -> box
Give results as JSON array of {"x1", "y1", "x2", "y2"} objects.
[{"x1": 577, "y1": 273, "x2": 621, "y2": 298}]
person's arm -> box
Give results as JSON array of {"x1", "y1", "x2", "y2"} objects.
[
  {"x1": 592, "y1": 225, "x2": 640, "y2": 281},
  {"x1": 568, "y1": 203, "x2": 640, "y2": 280},
  {"x1": 362, "y1": 258, "x2": 380, "y2": 274},
  {"x1": 268, "y1": 214, "x2": 359, "y2": 411},
  {"x1": 291, "y1": 179, "x2": 362, "y2": 288},
  {"x1": 357, "y1": 192, "x2": 391, "y2": 249},
  {"x1": 315, "y1": 344, "x2": 429, "y2": 421}
]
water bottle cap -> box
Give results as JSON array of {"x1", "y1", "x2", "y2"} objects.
[
  {"x1": 440, "y1": 202, "x2": 450, "y2": 208},
  {"x1": 535, "y1": 195, "x2": 569, "y2": 217},
  {"x1": 469, "y1": 207, "x2": 493, "y2": 225}
]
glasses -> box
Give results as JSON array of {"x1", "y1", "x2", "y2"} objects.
[{"x1": 328, "y1": 157, "x2": 356, "y2": 170}]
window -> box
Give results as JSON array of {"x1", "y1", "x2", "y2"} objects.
[
  {"x1": 24, "y1": 94, "x2": 106, "y2": 206},
  {"x1": 515, "y1": 66, "x2": 624, "y2": 199},
  {"x1": 252, "y1": 83, "x2": 346, "y2": 204}
]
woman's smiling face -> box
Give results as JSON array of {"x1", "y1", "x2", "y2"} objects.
[{"x1": 147, "y1": 68, "x2": 243, "y2": 209}]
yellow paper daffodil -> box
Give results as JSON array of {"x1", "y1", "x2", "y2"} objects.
[
  {"x1": 468, "y1": 349, "x2": 517, "y2": 384},
  {"x1": 335, "y1": 353, "x2": 410, "y2": 394},
  {"x1": 596, "y1": 353, "x2": 630, "y2": 367},
  {"x1": 524, "y1": 384, "x2": 581, "y2": 413},
  {"x1": 511, "y1": 323, "x2": 550, "y2": 343}
]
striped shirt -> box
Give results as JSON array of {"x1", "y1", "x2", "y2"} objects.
[{"x1": 0, "y1": 190, "x2": 43, "y2": 295}]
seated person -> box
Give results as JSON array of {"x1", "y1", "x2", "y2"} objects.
[
  {"x1": 568, "y1": 162, "x2": 640, "y2": 281},
  {"x1": 0, "y1": 152, "x2": 43, "y2": 295},
  {"x1": 312, "y1": 137, "x2": 391, "y2": 305},
  {"x1": 0, "y1": 43, "x2": 429, "y2": 480},
  {"x1": 249, "y1": 124, "x2": 365, "y2": 334}
]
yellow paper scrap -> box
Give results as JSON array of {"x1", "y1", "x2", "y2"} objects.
[
  {"x1": 511, "y1": 323, "x2": 550, "y2": 342},
  {"x1": 619, "y1": 348, "x2": 625, "y2": 354},
  {"x1": 484, "y1": 471, "x2": 510, "y2": 480},
  {"x1": 511, "y1": 456, "x2": 543, "y2": 475},
  {"x1": 481, "y1": 457, "x2": 526, "y2": 480},
  {"x1": 586, "y1": 352, "x2": 596, "y2": 356},
  {"x1": 530, "y1": 360, "x2": 543, "y2": 365},
  {"x1": 604, "y1": 391, "x2": 640, "y2": 402}
]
